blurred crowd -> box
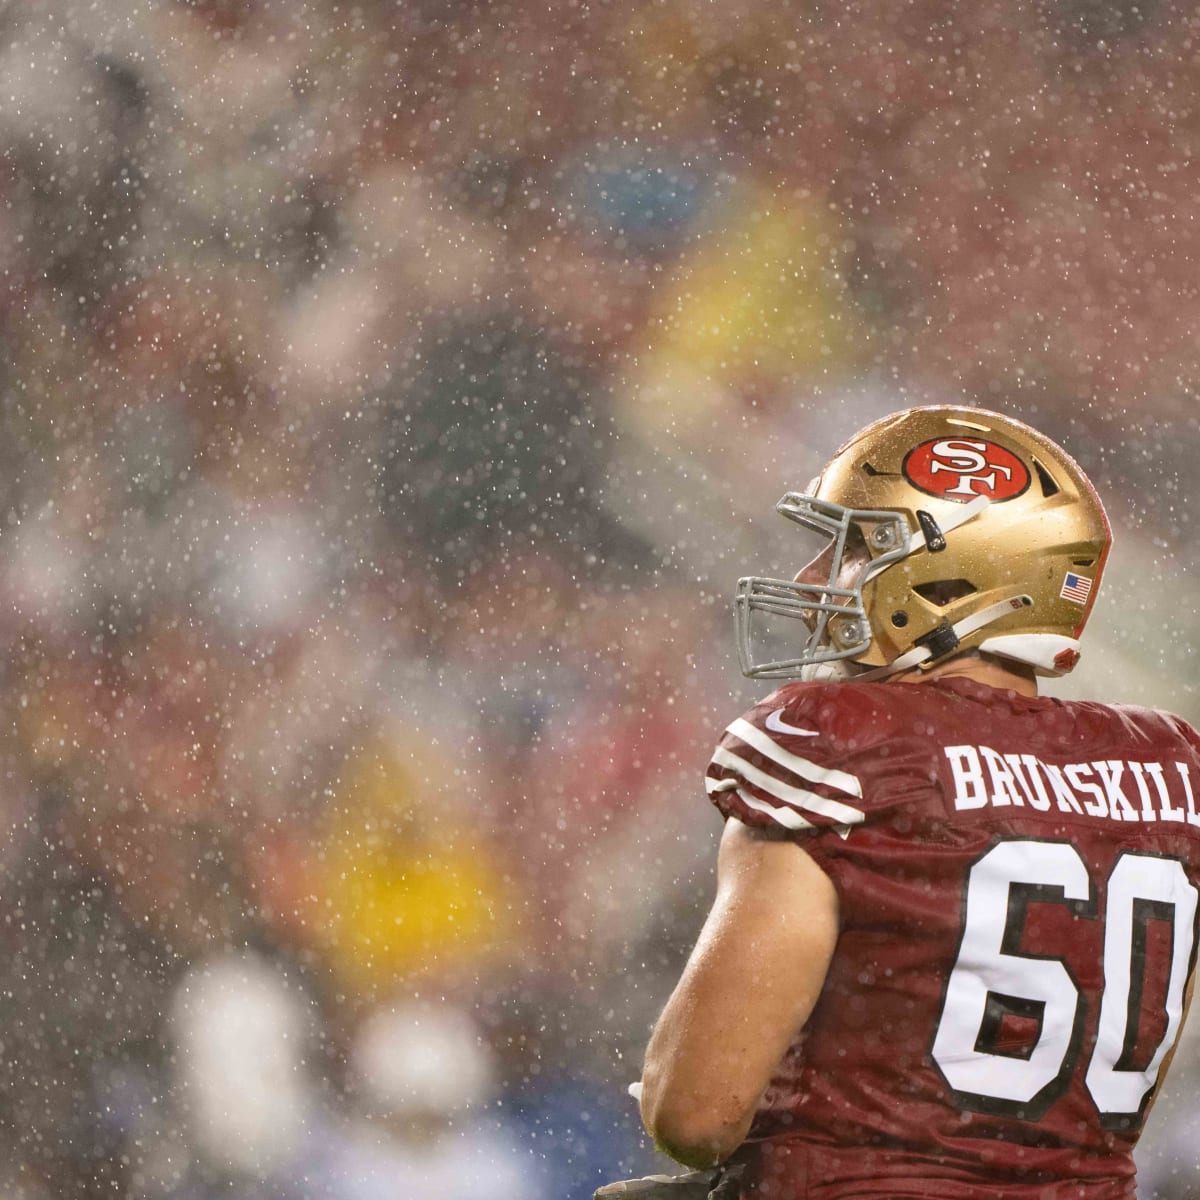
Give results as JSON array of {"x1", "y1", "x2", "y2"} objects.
[{"x1": 1, "y1": 0, "x2": 1200, "y2": 1197}]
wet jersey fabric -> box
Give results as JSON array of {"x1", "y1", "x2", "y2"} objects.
[{"x1": 704, "y1": 677, "x2": 1200, "y2": 1199}]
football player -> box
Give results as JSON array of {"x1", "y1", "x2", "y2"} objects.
[{"x1": 631, "y1": 408, "x2": 1200, "y2": 1198}]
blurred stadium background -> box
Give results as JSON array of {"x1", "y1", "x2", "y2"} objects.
[{"x1": 1, "y1": 1, "x2": 1200, "y2": 1197}]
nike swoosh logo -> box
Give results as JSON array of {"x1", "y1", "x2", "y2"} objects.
[{"x1": 764, "y1": 708, "x2": 820, "y2": 737}]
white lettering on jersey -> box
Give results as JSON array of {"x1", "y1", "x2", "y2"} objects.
[
  {"x1": 1066, "y1": 763, "x2": 1108, "y2": 819},
  {"x1": 1151, "y1": 762, "x2": 1185, "y2": 822},
  {"x1": 945, "y1": 746, "x2": 988, "y2": 810},
  {"x1": 1041, "y1": 763, "x2": 1084, "y2": 815},
  {"x1": 1093, "y1": 761, "x2": 1137, "y2": 822},
  {"x1": 944, "y1": 745, "x2": 1200, "y2": 823},
  {"x1": 1177, "y1": 762, "x2": 1200, "y2": 828},
  {"x1": 1129, "y1": 762, "x2": 1158, "y2": 822},
  {"x1": 980, "y1": 747, "x2": 1023, "y2": 807},
  {"x1": 1008, "y1": 754, "x2": 1051, "y2": 811}
]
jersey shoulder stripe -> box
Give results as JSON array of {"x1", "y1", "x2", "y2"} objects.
[
  {"x1": 706, "y1": 700, "x2": 867, "y2": 835},
  {"x1": 706, "y1": 776, "x2": 818, "y2": 831},
  {"x1": 724, "y1": 717, "x2": 863, "y2": 798},
  {"x1": 710, "y1": 745, "x2": 865, "y2": 826}
]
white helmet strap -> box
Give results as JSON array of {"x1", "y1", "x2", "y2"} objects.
[
  {"x1": 853, "y1": 593, "x2": 1034, "y2": 682},
  {"x1": 910, "y1": 493, "x2": 991, "y2": 549},
  {"x1": 862, "y1": 493, "x2": 991, "y2": 585}
]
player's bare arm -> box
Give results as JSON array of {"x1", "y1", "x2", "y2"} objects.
[{"x1": 639, "y1": 819, "x2": 838, "y2": 1169}]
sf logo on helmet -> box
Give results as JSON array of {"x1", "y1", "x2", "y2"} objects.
[{"x1": 903, "y1": 438, "x2": 1031, "y2": 502}]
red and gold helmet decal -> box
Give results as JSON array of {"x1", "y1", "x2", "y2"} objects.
[{"x1": 902, "y1": 437, "x2": 1031, "y2": 503}]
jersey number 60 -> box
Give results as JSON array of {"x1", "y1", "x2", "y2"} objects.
[{"x1": 931, "y1": 840, "x2": 1198, "y2": 1126}]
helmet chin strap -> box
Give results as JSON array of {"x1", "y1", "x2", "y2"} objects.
[
  {"x1": 862, "y1": 493, "x2": 992, "y2": 585},
  {"x1": 931, "y1": 492, "x2": 992, "y2": 535},
  {"x1": 799, "y1": 660, "x2": 865, "y2": 684},
  {"x1": 851, "y1": 594, "x2": 1035, "y2": 683}
]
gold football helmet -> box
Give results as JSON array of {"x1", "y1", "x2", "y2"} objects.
[{"x1": 736, "y1": 406, "x2": 1111, "y2": 681}]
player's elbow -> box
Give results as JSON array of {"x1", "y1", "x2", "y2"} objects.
[
  {"x1": 643, "y1": 1103, "x2": 747, "y2": 1169},
  {"x1": 639, "y1": 1076, "x2": 750, "y2": 1169}
]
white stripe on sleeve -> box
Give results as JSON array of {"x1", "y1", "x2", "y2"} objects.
[
  {"x1": 725, "y1": 717, "x2": 863, "y2": 798},
  {"x1": 710, "y1": 786, "x2": 852, "y2": 840},
  {"x1": 710, "y1": 746, "x2": 865, "y2": 826},
  {"x1": 706, "y1": 775, "x2": 815, "y2": 830}
]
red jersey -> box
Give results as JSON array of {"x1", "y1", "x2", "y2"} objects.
[{"x1": 705, "y1": 677, "x2": 1200, "y2": 1199}]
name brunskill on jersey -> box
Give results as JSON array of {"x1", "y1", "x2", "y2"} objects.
[{"x1": 944, "y1": 743, "x2": 1200, "y2": 824}]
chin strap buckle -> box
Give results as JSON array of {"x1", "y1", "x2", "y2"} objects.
[
  {"x1": 853, "y1": 593, "x2": 1034, "y2": 682},
  {"x1": 913, "y1": 620, "x2": 959, "y2": 660}
]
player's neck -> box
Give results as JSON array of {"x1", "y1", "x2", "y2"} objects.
[{"x1": 891, "y1": 653, "x2": 1039, "y2": 698}]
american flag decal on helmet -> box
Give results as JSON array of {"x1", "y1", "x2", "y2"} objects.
[{"x1": 1060, "y1": 572, "x2": 1092, "y2": 606}]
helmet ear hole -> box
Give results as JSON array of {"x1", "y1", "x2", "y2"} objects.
[{"x1": 912, "y1": 579, "x2": 977, "y2": 608}]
